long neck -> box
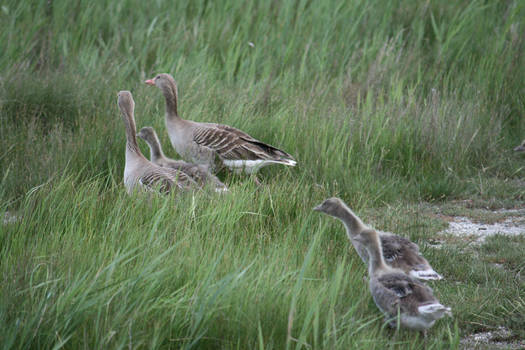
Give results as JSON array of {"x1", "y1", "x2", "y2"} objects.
[
  {"x1": 161, "y1": 83, "x2": 179, "y2": 121},
  {"x1": 335, "y1": 205, "x2": 366, "y2": 238},
  {"x1": 121, "y1": 110, "x2": 144, "y2": 160},
  {"x1": 366, "y1": 234, "x2": 388, "y2": 275},
  {"x1": 145, "y1": 133, "x2": 166, "y2": 161}
]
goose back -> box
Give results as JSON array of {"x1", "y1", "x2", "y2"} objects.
[
  {"x1": 137, "y1": 126, "x2": 228, "y2": 191},
  {"x1": 146, "y1": 73, "x2": 296, "y2": 174}
]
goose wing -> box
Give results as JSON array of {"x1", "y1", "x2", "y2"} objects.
[
  {"x1": 380, "y1": 235, "x2": 420, "y2": 263},
  {"x1": 139, "y1": 167, "x2": 196, "y2": 194},
  {"x1": 165, "y1": 160, "x2": 228, "y2": 191},
  {"x1": 378, "y1": 273, "x2": 415, "y2": 298},
  {"x1": 192, "y1": 123, "x2": 295, "y2": 162},
  {"x1": 381, "y1": 234, "x2": 442, "y2": 280},
  {"x1": 378, "y1": 273, "x2": 436, "y2": 314}
]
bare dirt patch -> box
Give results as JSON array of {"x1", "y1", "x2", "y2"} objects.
[
  {"x1": 438, "y1": 209, "x2": 525, "y2": 244},
  {"x1": 460, "y1": 327, "x2": 525, "y2": 350},
  {"x1": 436, "y1": 208, "x2": 525, "y2": 348}
]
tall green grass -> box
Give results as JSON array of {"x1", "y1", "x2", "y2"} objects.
[
  {"x1": 1, "y1": 0, "x2": 524, "y2": 200},
  {"x1": 1, "y1": 0, "x2": 525, "y2": 348},
  {"x1": 2, "y1": 177, "x2": 464, "y2": 349}
]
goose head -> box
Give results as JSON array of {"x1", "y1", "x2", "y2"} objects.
[
  {"x1": 145, "y1": 73, "x2": 177, "y2": 94},
  {"x1": 514, "y1": 140, "x2": 525, "y2": 152},
  {"x1": 313, "y1": 197, "x2": 347, "y2": 217},
  {"x1": 117, "y1": 90, "x2": 135, "y2": 117},
  {"x1": 145, "y1": 73, "x2": 179, "y2": 116}
]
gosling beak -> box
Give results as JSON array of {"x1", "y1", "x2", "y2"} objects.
[
  {"x1": 145, "y1": 79, "x2": 155, "y2": 86},
  {"x1": 313, "y1": 204, "x2": 322, "y2": 212}
]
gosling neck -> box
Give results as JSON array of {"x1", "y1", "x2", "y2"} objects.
[
  {"x1": 365, "y1": 234, "x2": 388, "y2": 276},
  {"x1": 145, "y1": 133, "x2": 167, "y2": 162},
  {"x1": 333, "y1": 205, "x2": 366, "y2": 238}
]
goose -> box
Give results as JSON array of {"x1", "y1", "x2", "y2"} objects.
[
  {"x1": 354, "y1": 229, "x2": 451, "y2": 331},
  {"x1": 117, "y1": 91, "x2": 197, "y2": 194},
  {"x1": 514, "y1": 140, "x2": 525, "y2": 152},
  {"x1": 136, "y1": 126, "x2": 228, "y2": 192},
  {"x1": 144, "y1": 73, "x2": 296, "y2": 175},
  {"x1": 314, "y1": 198, "x2": 442, "y2": 280}
]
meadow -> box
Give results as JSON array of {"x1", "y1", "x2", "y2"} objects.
[{"x1": 1, "y1": 0, "x2": 525, "y2": 348}]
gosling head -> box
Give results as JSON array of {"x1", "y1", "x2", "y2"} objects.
[
  {"x1": 514, "y1": 140, "x2": 525, "y2": 152},
  {"x1": 313, "y1": 197, "x2": 347, "y2": 217},
  {"x1": 136, "y1": 126, "x2": 156, "y2": 143}
]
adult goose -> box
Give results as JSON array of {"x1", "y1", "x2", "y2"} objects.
[
  {"x1": 354, "y1": 229, "x2": 451, "y2": 331},
  {"x1": 145, "y1": 73, "x2": 296, "y2": 174},
  {"x1": 514, "y1": 140, "x2": 525, "y2": 152},
  {"x1": 314, "y1": 198, "x2": 442, "y2": 281},
  {"x1": 137, "y1": 126, "x2": 228, "y2": 192},
  {"x1": 117, "y1": 91, "x2": 197, "y2": 194}
]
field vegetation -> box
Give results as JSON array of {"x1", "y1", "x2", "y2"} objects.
[{"x1": 1, "y1": 0, "x2": 525, "y2": 348}]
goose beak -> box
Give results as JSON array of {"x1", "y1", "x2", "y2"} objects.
[
  {"x1": 313, "y1": 204, "x2": 322, "y2": 212},
  {"x1": 145, "y1": 79, "x2": 155, "y2": 86}
]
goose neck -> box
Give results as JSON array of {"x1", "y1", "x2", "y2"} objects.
[
  {"x1": 121, "y1": 110, "x2": 144, "y2": 160},
  {"x1": 161, "y1": 83, "x2": 180, "y2": 121}
]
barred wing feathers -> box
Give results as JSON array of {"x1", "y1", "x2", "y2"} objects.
[
  {"x1": 192, "y1": 124, "x2": 296, "y2": 165},
  {"x1": 138, "y1": 167, "x2": 197, "y2": 194}
]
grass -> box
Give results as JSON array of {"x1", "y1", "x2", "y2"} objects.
[{"x1": 1, "y1": 0, "x2": 525, "y2": 348}]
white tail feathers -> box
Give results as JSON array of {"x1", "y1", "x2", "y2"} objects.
[
  {"x1": 409, "y1": 269, "x2": 443, "y2": 281},
  {"x1": 223, "y1": 159, "x2": 296, "y2": 173},
  {"x1": 418, "y1": 303, "x2": 452, "y2": 318},
  {"x1": 282, "y1": 159, "x2": 297, "y2": 166}
]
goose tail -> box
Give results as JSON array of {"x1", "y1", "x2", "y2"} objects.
[
  {"x1": 409, "y1": 269, "x2": 443, "y2": 281},
  {"x1": 278, "y1": 158, "x2": 297, "y2": 167},
  {"x1": 418, "y1": 303, "x2": 452, "y2": 319}
]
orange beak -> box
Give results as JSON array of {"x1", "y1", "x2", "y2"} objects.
[{"x1": 145, "y1": 79, "x2": 155, "y2": 86}]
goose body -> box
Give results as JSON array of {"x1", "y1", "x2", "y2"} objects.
[
  {"x1": 514, "y1": 140, "x2": 525, "y2": 152},
  {"x1": 314, "y1": 198, "x2": 442, "y2": 281},
  {"x1": 145, "y1": 73, "x2": 296, "y2": 174},
  {"x1": 117, "y1": 91, "x2": 197, "y2": 194},
  {"x1": 137, "y1": 126, "x2": 228, "y2": 192},
  {"x1": 355, "y1": 229, "x2": 451, "y2": 331}
]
